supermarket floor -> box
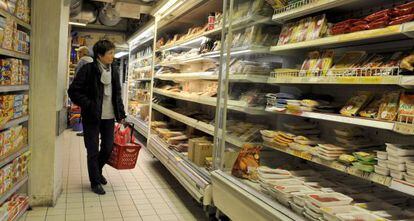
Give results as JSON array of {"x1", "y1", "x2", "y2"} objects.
[{"x1": 22, "y1": 130, "x2": 208, "y2": 221}]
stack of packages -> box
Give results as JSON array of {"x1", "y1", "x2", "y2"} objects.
[
  {"x1": 0, "y1": 17, "x2": 29, "y2": 54},
  {"x1": 375, "y1": 143, "x2": 414, "y2": 182},
  {"x1": 257, "y1": 165, "x2": 414, "y2": 220},
  {"x1": 331, "y1": 2, "x2": 414, "y2": 35},
  {"x1": 188, "y1": 137, "x2": 212, "y2": 167},
  {"x1": 0, "y1": 151, "x2": 30, "y2": 195},
  {"x1": 277, "y1": 14, "x2": 328, "y2": 45},
  {"x1": 226, "y1": 121, "x2": 266, "y2": 143},
  {"x1": 299, "y1": 50, "x2": 334, "y2": 76},
  {"x1": 0, "y1": 194, "x2": 29, "y2": 221},
  {"x1": 316, "y1": 144, "x2": 348, "y2": 161},
  {"x1": 0, "y1": 125, "x2": 27, "y2": 158},
  {"x1": 0, "y1": 0, "x2": 31, "y2": 23},
  {"x1": 260, "y1": 130, "x2": 295, "y2": 148},
  {"x1": 0, "y1": 58, "x2": 29, "y2": 86},
  {"x1": 0, "y1": 93, "x2": 28, "y2": 127},
  {"x1": 265, "y1": 92, "x2": 298, "y2": 112},
  {"x1": 283, "y1": 122, "x2": 320, "y2": 136}
]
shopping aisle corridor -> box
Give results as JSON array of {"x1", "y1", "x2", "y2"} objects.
[{"x1": 23, "y1": 131, "x2": 208, "y2": 221}]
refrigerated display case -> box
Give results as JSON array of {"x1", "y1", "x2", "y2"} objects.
[{"x1": 212, "y1": 0, "x2": 414, "y2": 221}]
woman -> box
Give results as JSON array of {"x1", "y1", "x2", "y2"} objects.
[{"x1": 68, "y1": 40, "x2": 126, "y2": 195}]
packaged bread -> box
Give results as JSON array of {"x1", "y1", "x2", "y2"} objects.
[
  {"x1": 332, "y1": 51, "x2": 367, "y2": 70},
  {"x1": 340, "y1": 91, "x2": 373, "y2": 116},
  {"x1": 398, "y1": 93, "x2": 414, "y2": 123},
  {"x1": 377, "y1": 90, "x2": 401, "y2": 121}
]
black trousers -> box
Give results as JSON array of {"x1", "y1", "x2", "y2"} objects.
[{"x1": 83, "y1": 119, "x2": 115, "y2": 186}]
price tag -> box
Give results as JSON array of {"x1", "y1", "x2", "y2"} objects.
[
  {"x1": 292, "y1": 150, "x2": 302, "y2": 158},
  {"x1": 360, "y1": 76, "x2": 382, "y2": 84},
  {"x1": 394, "y1": 123, "x2": 414, "y2": 135},
  {"x1": 337, "y1": 77, "x2": 357, "y2": 83}
]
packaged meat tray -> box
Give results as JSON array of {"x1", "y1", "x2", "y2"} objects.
[
  {"x1": 307, "y1": 193, "x2": 353, "y2": 208},
  {"x1": 390, "y1": 169, "x2": 405, "y2": 179},
  {"x1": 387, "y1": 161, "x2": 406, "y2": 171},
  {"x1": 386, "y1": 143, "x2": 414, "y2": 156},
  {"x1": 388, "y1": 154, "x2": 414, "y2": 163},
  {"x1": 322, "y1": 205, "x2": 368, "y2": 221},
  {"x1": 271, "y1": 185, "x2": 315, "y2": 201},
  {"x1": 292, "y1": 191, "x2": 321, "y2": 207},
  {"x1": 336, "y1": 212, "x2": 386, "y2": 221},
  {"x1": 407, "y1": 161, "x2": 414, "y2": 170},
  {"x1": 405, "y1": 173, "x2": 414, "y2": 184},
  {"x1": 305, "y1": 202, "x2": 323, "y2": 218},
  {"x1": 289, "y1": 201, "x2": 305, "y2": 214},
  {"x1": 376, "y1": 151, "x2": 388, "y2": 160},
  {"x1": 374, "y1": 165, "x2": 390, "y2": 176},
  {"x1": 303, "y1": 211, "x2": 322, "y2": 221},
  {"x1": 261, "y1": 178, "x2": 303, "y2": 187}
]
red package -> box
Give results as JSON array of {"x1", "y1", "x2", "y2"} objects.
[
  {"x1": 365, "y1": 9, "x2": 391, "y2": 22},
  {"x1": 114, "y1": 124, "x2": 135, "y2": 145},
  {"x1": 353, "y1": 20, "x2": 368, "y2": 26},
  {"x1": 368, "y1": 20, "x2": 389, "y2": 30},
  {"x1": 350, "y1": 24, "x2": 369, "y2": 32},
  {"x1": 331, "y1": 26, "x2": 348, "y2": 35},
  {"x1": 372, "y1": 14, "x2": 391, "y2": 23},
  {"x1": 335, "y1": 19, "x2": 359, "y2": 27},
  {"x1": 392, "y1": 7, "x2": 413, "y2": 17},
  {"x1": 389, "y1": 14, "x2": 414, "y2": 25},
  {"x1": 396, "y1": 1, "x2": 414, "y2": 10}
]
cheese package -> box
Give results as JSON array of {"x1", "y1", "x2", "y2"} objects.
[
  {"x1": 340, "y1": 91, "x2": 373, "y2": 116},
  {"x1": 398, "y1": 93, "x2": 414, "y2": 123},
  {"x1": 377, "y1": 90, "x2": 401, "y2": 121}
]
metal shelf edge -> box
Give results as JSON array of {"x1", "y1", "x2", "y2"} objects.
[{"x1": 0, "y1": 146, "x2": 29, "y2": 168}]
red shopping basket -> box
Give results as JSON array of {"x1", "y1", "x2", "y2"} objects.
[{"x1": 108, "y1": 124, "x2": 142, "y2": 169}]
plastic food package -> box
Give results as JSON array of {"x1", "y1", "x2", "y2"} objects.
[
  {"x1": 232, "y1": 144, "x2": 261, "y2": 179},
  {"x1": 375, "y1": 165, "x2": 390, "y2": 176},
  {"x1": 307, "y1": 193, "x2": 353, "y2": 208},
  {"x1": 390, "y1": 169, "x2": 405, "y2": 179},
  {"x1": 377, "y1": 91, "x2": 401, "y2": 121},
  {"x1": 387, "y1": 161, "x2": 406, "y2": 172},
  {"x1": 398, "y1": 93, "x2": 414, "y2": 123},
  {"x1": 352, "y1": 162, "x2": 375, "y2": 172},
  {"x1": 340, "y1": 91, "x2": 373, "y2": 116},
  {"x1": 376, "y1": 151, "x2": 388, "y2": 160},
  {"x1": 386, "y1": 143, "x2": 414, "y2": 156},
  {"x1": 358, "y1": 97, "x2": 384, "y2": 118}
]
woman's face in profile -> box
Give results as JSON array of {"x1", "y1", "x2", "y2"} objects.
[{"x1": 99, "y1": 49, "x2": 115, "y2": 65}]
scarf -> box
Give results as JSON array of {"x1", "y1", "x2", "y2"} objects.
[{"x1": 97, "y1": 59, "x2": 112, "y2": 96}]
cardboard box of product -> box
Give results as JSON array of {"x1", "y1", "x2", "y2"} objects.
[
  {"x1": 187, "y1": 137, "x2": 208, "y2": 162},
  {"x1": 193, "y1": 142, "x2": 212, "y2": 167}
]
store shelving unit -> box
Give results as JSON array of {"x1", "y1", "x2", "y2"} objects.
[
  {"x1": 0, "y1": 4, "x2": 31, "y2": 218},
  {"x1": 127, "y1": 115, "x2": 149, "y2": 138},
  {"x1": 211, "y1": 0, "x2": 414, "y2": 221}
]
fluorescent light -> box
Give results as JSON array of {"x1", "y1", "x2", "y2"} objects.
[
  {"x1": 154, "y1": 0, "x2": 178, "y2": 17},
  {"x1": 115, "y1": 51, "x2": 129, "y2": 58},
  {"x1": 129, "y1": 24, "x2": 155, "y2": 45},
  {"x1": 69, "y1": 21, "x2": 87, "y2": 26}
]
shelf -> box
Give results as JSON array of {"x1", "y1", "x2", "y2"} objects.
[
  {"x1": 127, "y1": 116, "x2": 148, "y2": 138},
  {"x1": 154, "y1": 88, "x2": 266, "y2": 115},
  {"x1": 0, "y1": 8, "x2": 31, "y2": 30},
  {"x1": 0, "y1": 116, "x2": 29, "y2": 131},
  {"x1": 0, "y1": 48, "x2": 30, "y2": 60},
  {"x1": 157, "y1": 28, "x2": 222, "y2": 52},
  {"x1": 211, "y1": 170, "x2": 305, "y2": 221},
  {"x1": 130, "y1": 78, "x2": 152, "y2": 82},
  {"x1": 0, "y1": 176, "x2": 28, "y2": 205},
  {"x1": 152, "y1": 103, "x2": 246, "y2": 147},
  {"x1": 265, "y1": 109, "x2": 413, "y2": 134},
  {"x1": 270, "y1": 22, "x2": 414, "y2": 54},
  {"x1": 261, "y1": 142, "x2": 414, "y2": 197},
  {"x1": 272, "y1": 0, "x2": 358, "y2": 23},
  {"x1": 203, "y1": 46, "x2": 270, "y2": 58},
  {"x1": 268, "y1": 75, "x2": 414, "y2": 86},
  {"x1": 157, "y1": 56, "x2": 215, "y2": 67},
  {"x1": 155, "y1": 72, "x2": 216, "y2": 81},
  {"x1": 152, "y1": 103, "x2": 215, "y2": 136},
  {"x1": 0, "y1": 145, "x2": 29, "y2": 168},
  {"x1": 0, "y1": 85, "x2": 29, "y2": 93},
  {"x1": 133, "y1": 66, "x2": 152, "y2": 72},
  {"x1": 148, "y1": 135, "x2": 212, "y2": 205}
]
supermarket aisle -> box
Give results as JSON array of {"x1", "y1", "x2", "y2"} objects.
[{"x1": 23, "y1": 130, "x2": 208, "y2": 221}]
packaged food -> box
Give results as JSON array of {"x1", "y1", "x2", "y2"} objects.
[
  {"x1": 352, "y1": 162, "x2": 375, "y2": 172},
  {"x1": 307, "y1": 193, "x2": 353, "y2": 208},
  {"x1": 340, "y1": 91, "x2": 373, "y2": 116},
  {"x1": 407, "y1": 161, "x2": 414, "y2": 170},
  {"x1": 390, "y1": 169, "x2": 405, "y2": 179},
  {"x1": 353, "y1": 152, "x2": 376, "y2": 162},
  {"x1": 365, "y1": 9, "x2": 391, "y2": 22},
  {"x1": 338, "y1": 154, "x2": 357, "y2": 165},
  {"x1": 290, "y1": 201, "x2": 305, "y2": 214},
  {"x1": 388, "y1": 154, "x2": 414, "y2": 163},
  {"x1": 307, "y1": 14, "x2": 328, "y2": 40},
  {"x1": 377, "y1": 91, "x2": 401, "y2": 121},
  {"x1": 398, "y1": 93, "x2": 414, "y2": 123},
  {"x1": 359, "y1": 97, "x2": 384, "y2": 118},
  {"x1": 387, "y1": 161, "x2": 406, "y2": 171},
  {"x1": 405, "y1": 173, "x2": 414, "y2": 184},
  {"x1": 300, "y1": 51, "x2": 321, "y2": 75},
  {"x1": 389, "y1": 14, "x2": 414, "y2": 26},
  {"x1": 375, "y1": 165, "x2": 390, "y2": 176},
  {"x1": 322, "y1": 205, "x2": 368, "y2": 221},
  {"x1": 332, "y1": 51, "x2": 367, "y2": 70},
  {"x1": 376, "y1": 151, "x2": 388, "y2": 160},
  {"x1": 336, "y1": 212, "x2": 386, "y2": 221},
  {"x1": 232, "y1": 145, "x2": 261, "y2": 179}
]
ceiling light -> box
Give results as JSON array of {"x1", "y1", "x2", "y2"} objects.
[
  {"x1": 69, "y1": 21, "x2": 87, "y2": 26},
  {"x1": 115, "y1": 51, "x2": 129, "y2": 58}
]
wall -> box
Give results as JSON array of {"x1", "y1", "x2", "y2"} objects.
[{"x1": 29, "y1": 0, "x2": 70, "y2": 206}]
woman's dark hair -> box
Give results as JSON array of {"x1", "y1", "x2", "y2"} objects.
[{"x1": 93, "y1": 40, "x2": 115, "y2": 59}]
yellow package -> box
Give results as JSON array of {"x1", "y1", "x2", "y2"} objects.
[{"x1": 340, "y1": 91, "x2": 374, "y2": 116}]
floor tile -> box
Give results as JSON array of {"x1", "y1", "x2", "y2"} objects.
[
  {"x1": 45, "y1": 215, "x2": 66, "y2": 221},
  {"x1": 141, "y1": 215, "x2": 161, "y2": 221}
]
